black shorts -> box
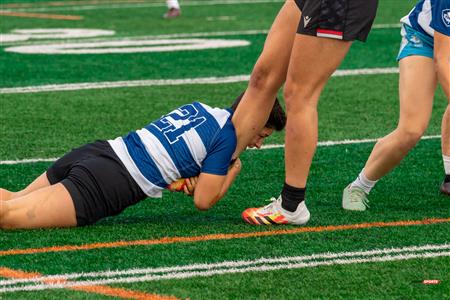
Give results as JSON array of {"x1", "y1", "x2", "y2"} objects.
[
  {"x1": 46, "y1": 140, "x2": 146, "y2": 226},
  {"x1": 294, "y1": 0, "x2": 378, "y2": 42}
]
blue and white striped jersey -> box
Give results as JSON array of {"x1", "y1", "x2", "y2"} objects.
[
  {"x1": 108, "y1": 102, "x2": 236, "y2": 198},
  {"x1": 401, "y1": 0, "x2": 450, "y2": 37}
]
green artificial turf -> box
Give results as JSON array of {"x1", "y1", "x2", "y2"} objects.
[{"x1": 1, "y1": 0, "x2": 449, "y2": 299}]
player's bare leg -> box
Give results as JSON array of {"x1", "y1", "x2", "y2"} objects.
[
  {"x1": 343, "y1": 56, "x2": 437, "y2": 210},
  {"x1": 242, "y1": 35, "x2": 351, "y2": 225},
  {"x1": 0, "y1": 173, "x2": 51, "y2": 201},
  {"x1": 441, "y1": 105, "x2": 450, "y2": 195},
  {"x1": 164, "y1": 0, "x2": 180, "y2": 19},
  {"x1": 0, "y1": 183, "x2": 77, "y2": 229},
  {"x1": 434, "y1": 31, "x2": 450, "y2": 195},
  {"x1": 442, "y1": 106, "x2": 450, "y2": 156},
  {"x1": 363, "y1": 57, "x2": 436, "y2": 181},
  {"x1": 232, "y1": 0, "x2": 301, "y2": 158},
  {"x1": 284, "y1": 35, "x2": 351, "y2": 188}
]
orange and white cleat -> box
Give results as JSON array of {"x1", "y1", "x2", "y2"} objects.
[{"x1": 242, "y1": 196, "x2": 310, "y2": 225}]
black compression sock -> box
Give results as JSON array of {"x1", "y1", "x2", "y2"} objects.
[
  {"x1": 281, "y1": 182, "x2": 306, "y2": 212},
  {"x1": 445, "y1": 175, "x2": 450, "y2": 183}
]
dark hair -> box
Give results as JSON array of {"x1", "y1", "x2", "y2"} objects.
[{"x1": 231, "y1": 92, "x2": 286, "y2": 131}]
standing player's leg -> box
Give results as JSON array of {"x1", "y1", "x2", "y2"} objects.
[
  {"x1": 232, "y1": 0, "x2": 301, "y2": 157},
  {"x1": 434, "y1": 30, "x2": 450, "y2": 195},
  {"x1": 343, "y1": 56, "x2": 437, "y2": 210},
  {"x1": 0, "y1": 183, "x2": 77, "y2": 229},
  {"x1": 164, "y1": 0, "x2": 180, "y2": 19},
  {"x1": 441, "y1": 106, "x2": 450, "y2": 195},
  {"x1": 1, "y1": 173, "x2": 51, "y2": 201},
  {"x1": 242, "y1": 0, "x2": 378, "y2": 225},
  {"x1": 279, "y1": 36, "x2": 351, "y2": 216},
  {"x1": 283, "y1": 36, "x2": 351, "y2": 188},
  {"x1": 242, "y1": 38, "x2": 352, "y2": 225}
]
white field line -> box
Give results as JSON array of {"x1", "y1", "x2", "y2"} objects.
[
  {"x1": 1, "y1": 24, "x2": 400, "y2": 46},
  {"x1": 0, "y1": 29, "x2": 270, "y2": 46},
  {"x1": 372, "y1": 24, "x2": 402, "y2": 29},
  {"x1": 0, "y1": 157, "x2": 59, "y2": 165},
  {"x1": 255, "y1": 134, "x2": 442, "y2": 150},
  {"x1": 1, "y1": 243, "x2": 448, "y2": 286},
  {"x1": 0, "y1": 135, "x2": 440, "y2": 165},
  {"x1": 0, "y1": 67, "x2": 399, "y2": 95},
  {"x1": 4, "y1": 0, "x2": 284, "y2": 13},
  {"x1": 0, "y1": 244, "x2": 448, "y2": 293}
]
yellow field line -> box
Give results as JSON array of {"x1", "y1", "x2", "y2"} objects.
[
  {"x1": 0, "y1": 10, "x2": 83, "y2": 20},
  {"x1": 1, "y1": 217, "x2": 449, "y2": 257},
  {"x1": 0, "y1": 267, "x2": 180, "y2": 299}
]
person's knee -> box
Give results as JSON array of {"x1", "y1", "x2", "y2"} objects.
[
  {"x1": 283, "y1": 81, "x2": 318, "y2": 113},
  {"x1": 396, "y1": 126, "x2": 426, "y2": 150}
]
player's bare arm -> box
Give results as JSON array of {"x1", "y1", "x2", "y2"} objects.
[{"x1": 192, "y1": 158, "x2": 242, "y2": 210}]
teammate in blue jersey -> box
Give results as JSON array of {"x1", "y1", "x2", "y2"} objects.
[
  {"x1": 0, "y1": 93, "x2": 286, "y2": 229},
  {"x1": 343, "y1": 0, "x2": 450, "y2": 211}
]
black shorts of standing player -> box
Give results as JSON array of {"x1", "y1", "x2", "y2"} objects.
[
  {"x1": 46, "y1": 141, "x2": 146, "y2": 226},
  {"x1": 294, "y1": 0, "x2": 378, "y2": 42}
]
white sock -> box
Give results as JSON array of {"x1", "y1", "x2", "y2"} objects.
[
  {"x1": 166, "y1": 0, "x2": 180, "y2": 9},
  {"x1": 351, "y1": 169, "x2": 378, "y2": 194},
  {"x1": 443, "y1": 155, "x2": 450, "y2": 175}
]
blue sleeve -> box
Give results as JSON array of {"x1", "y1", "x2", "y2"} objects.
[
  {"x1": 201, "y1": 120, "x2": 237, "y2": 176},
  {"x1": 431, "y1": 0, "x2": 450, "y2": 36}
]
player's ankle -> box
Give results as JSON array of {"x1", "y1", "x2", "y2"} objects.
[
  {"x1": 281, "y1": 182, "x2": 306, "y2": 212},
  {"x1": 444, "y1": 174, "x2": 450, "y2": 183}
]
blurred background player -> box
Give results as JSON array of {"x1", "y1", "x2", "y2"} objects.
[
  {"x1": 164, "y1": 0, "x2": 181, "y2": 19},
  {"x1": 233, "y1": 0, "x2": 379, "y2": 225},
  {"x1": 343, "y1": 0, "x2": 450, "y2": 211},
  {"x1": 0, "y1": 94, "x2": 286, "y2": 229}
]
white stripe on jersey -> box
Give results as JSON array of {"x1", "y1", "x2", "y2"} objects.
[
  {"x1": 182, "y1": 128, "x2": 207, "y2": 168},
  {"x1": 401, "y1": 0, "x2": 434, "y2": 37},
  {"x1": 418, "y1": 0, "x2": 434, "y2": 36},
  {"x1": 200, "y1": 103, "x2": 230, "y2": 129},
  {"x1": 108, "y1": 137, "x2": 163, "y2": 198},
  {"x1": 136, "y1": 128, "x2": 181, "y2": 184}
]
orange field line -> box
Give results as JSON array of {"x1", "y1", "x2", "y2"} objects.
[
  {"x1": 0, "y1": 10, "x2": 82, "y2": 20},
  {"x1": 0, "y1": 267, "x2": 41, "y2": 279},
  {"x1": 0, "y1": 267, "x2": 179, "y2": 300},
  {"x1": 1, "y1": 217, "x2": 449, "y2": 257}
]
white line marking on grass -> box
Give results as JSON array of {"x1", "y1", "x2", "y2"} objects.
[
  {"x1": 372, "y1": 24, "x2": 401, "y2": 29},
  {"x1": 0, "y1": 158, "x2": 59, "y2": 165},
  {"x1": 0, "y1": 67, "x2": 399, "y2": 94},
  {"x1": 5, "y1": 38, "x2": 250, "y2": 54},
  {"x1": 0, "y1": 29, "x2": 269, "y2": 46},
  {"x1": 1, "y1": 243, "x2": 448, "y2": 287},
  {"x1": 1, "y1": 29, "x2": 115, "y2": 43},
  {"x1": 5, "y1": 0, "x2": 284, "y2": 13},
  {"x1": 0, "y1": 243, "x2": 448, "y2": 292},
  {"x1": 255, "y1": 134, "x2": 442, "y2": 150},
  {"x1": 0, "y1": 135, "x2": 440, "y2": 165},
  {"x1": 2, "y1": 24, "x2": 400, "y2": 46}
]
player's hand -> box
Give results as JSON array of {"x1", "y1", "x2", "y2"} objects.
[{"x1": 183, "y1": 176, "x2": 198, "y2": 196}]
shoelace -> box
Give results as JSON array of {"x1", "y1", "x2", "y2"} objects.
[
  {"x1": 262, "y1": 197, "x2": 279, "y2": 211},
  {"x1": 350, "y1": 188, "x2": 370, "y2": 208}
]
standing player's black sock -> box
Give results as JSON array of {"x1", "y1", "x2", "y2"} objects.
[
  {"x1": 445, "y1": 174, "x2": 450, "y2": 183},
  {"x1": 281, "y1": 182, "x2": 306, "y2": 212}
]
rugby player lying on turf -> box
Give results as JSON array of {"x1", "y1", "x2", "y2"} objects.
[{"x1": 0, "y1": 93, "x2": 286, "y2": 229}]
